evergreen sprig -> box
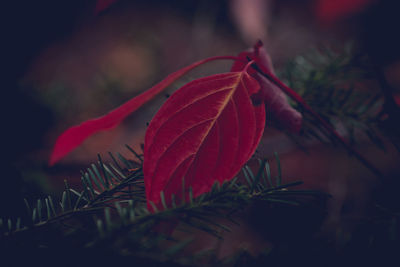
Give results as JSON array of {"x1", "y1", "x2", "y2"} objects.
[
  {"x1": 282, "y1": 44, "x2": 386, "y2": 150},
  {"x1": 0, "y1": 148, "x2": 327, "y2": 265}
]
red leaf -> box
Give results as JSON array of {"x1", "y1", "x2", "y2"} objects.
[
  {"x1": 49, "y1": 56, "x2": 239, "y2": 166},
  {"x1": 232, "y1": 42, "x2": 302, "y2": 133},
  {"x1": 143, "y1": 64, "x2": 265, "y2": 210}
]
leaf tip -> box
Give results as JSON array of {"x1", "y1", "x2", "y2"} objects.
[{"x1": 48, "y1": 126, "x2": 88, "y2": 166}]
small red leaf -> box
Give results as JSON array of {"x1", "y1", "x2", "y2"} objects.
[
  {"x1": 49, "y1": 56, "x2": 238, "y2": 166},
  {"x1": 232, "y1": 42, "x2": 302, "y2": 133},
  {"x1": 143, "y1": 66, "x2": 265, "y2": 210}
]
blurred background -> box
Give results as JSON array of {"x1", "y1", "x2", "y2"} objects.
[{"x1": 2, "y1": 0, "x2": 400, "y2": 237}]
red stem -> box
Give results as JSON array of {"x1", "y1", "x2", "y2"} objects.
[{"x1": 252, "y1": 63, "x2": 382, "y2": 178}]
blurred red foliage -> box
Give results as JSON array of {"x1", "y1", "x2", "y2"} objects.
[
  {"x1": 95, "y1": 0, "x2": 118, "y2": 14},
  {"x1": 315, "y1": 0, "x2": 375, "y2": 23}
]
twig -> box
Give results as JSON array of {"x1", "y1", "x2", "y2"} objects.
[{"x1": 251, "y1": 62, "x2": 383, "y2": 178}]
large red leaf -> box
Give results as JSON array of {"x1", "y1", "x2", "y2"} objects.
[
  {"x1": 143, "y1": 65, "x2": 265, "y2": 210},
  {"x1": 49, "y1": 56, "x2": 239, "y2": 166}
]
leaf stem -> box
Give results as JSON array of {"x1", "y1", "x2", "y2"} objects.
[{"x1": 251, "y1": 63, "x2": 383, "y2": 178}]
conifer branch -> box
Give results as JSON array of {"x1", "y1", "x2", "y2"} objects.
[
  {"x1": 0, "y1": 151, "x2": 327, "y2": 265},
  {"x1": 252, "y1": 62, "x2": 383, "y2": 178}
]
